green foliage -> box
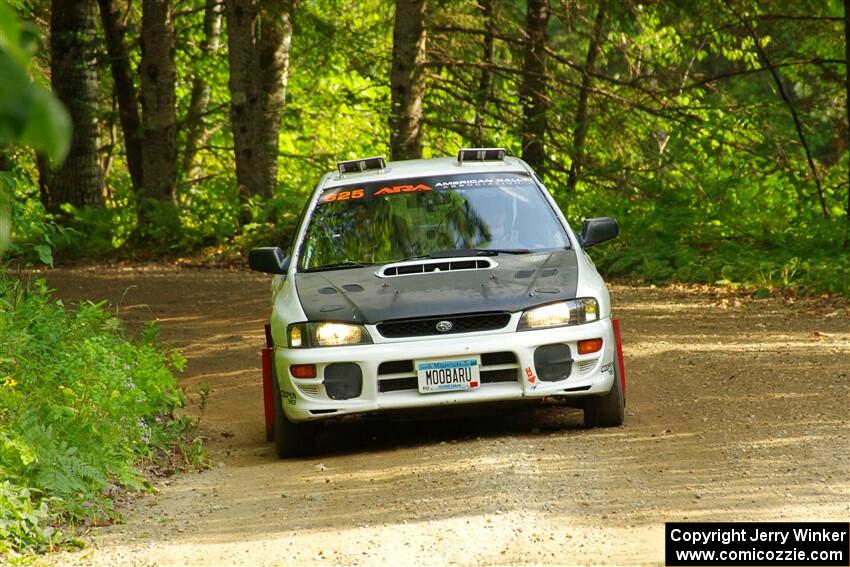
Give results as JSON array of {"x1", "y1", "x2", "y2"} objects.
[
  {"x1": 585, "y1": 212, "x2": 850, "y2": 296},
  {"x1": 1, "y1": 152, "x2": 63, "y2": 267},
  {"x1": 0, "y1": 482, "x2": 57, "y2": 554},
  {"x1": 2, "y1": 0, "x2": 848, "y2": 296},
  {"x1": 0, "y1": 1, "x2": 68, "y2": 259},
  {"x1": 0, "y1": 170, "x2": 11, "y2": 253},
  {"x1": 0, "y1": 277, "x2": 198, "y2": 554},
  {"x1": 0, "y1": 0, "x2": 70, "y2": 164}
]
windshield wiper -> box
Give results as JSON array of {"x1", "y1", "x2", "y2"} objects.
[
  {"x1": 302, "y1": 261, "x2": 374, "y2": 272},
  {"x1": 432, "y1": 247, "x2": 531, "y2": 257},
  {"x1": 473, "y1": 248, "x2": 531, "y2": 256}
]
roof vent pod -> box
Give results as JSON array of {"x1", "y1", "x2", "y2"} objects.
[
  {"x1": 337, "y1": 156, "x2": 386, "y2": 175},
  {"x1": 457, "y1": 148, "x2": 507, "y2": 163}
]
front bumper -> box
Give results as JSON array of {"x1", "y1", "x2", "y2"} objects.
[{"x1": 276, "y1": 318, "x2": 617, "y2": 422}]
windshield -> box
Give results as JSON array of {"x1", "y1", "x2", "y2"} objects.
[{"x1": 298, "y1": 173, "x2": 569, "y2": 271}]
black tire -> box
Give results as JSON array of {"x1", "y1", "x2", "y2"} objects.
[
  {"x1": 584, "y1": 362, "x2": 625, "y2": 428},
  {"x1": 272, "y1": 365, "x2": 317, "y2": 458},
  {"x1": 266, "y1": 426, "x2": 274, "y2": 443}
]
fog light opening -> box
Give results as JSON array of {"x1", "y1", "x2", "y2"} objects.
[
  {"x1": 577, "y1": 338, "x2": 603, "y2": 355},
  {"x1": 290, "y1": 364, "x2": 317, "y2": 379}
]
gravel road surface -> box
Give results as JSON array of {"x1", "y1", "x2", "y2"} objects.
[{"x1": 42, "y1": 266, "x2": 849, "y2": 566}]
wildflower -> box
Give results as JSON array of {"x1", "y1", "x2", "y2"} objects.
[{"x1": 3, "y1": 376, "x2": 17, "y2": 388}]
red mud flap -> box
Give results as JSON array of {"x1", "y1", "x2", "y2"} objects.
[
  {"x1": 262, "y1": 323, "x2": 274, "y2": 442},
  {"x1": 612, "y1": 318, "x2": 626, "y2": 399}
]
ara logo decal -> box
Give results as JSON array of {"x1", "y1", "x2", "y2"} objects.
[
  {"x1": 373, "y1": 184, "x2": 432, "y2": 196},
  {"x1": 282, "y1": 390, "x2": 297, "y2": 405},
  {"x1": 600, "y1": 362, "x2": 615, "y2": 375}
]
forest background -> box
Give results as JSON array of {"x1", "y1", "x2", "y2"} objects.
[
  {"x1": 2, "y1": 0, "x2": 849, "y2": 294},
  {"x1": 0, "y1": 0, "x2": 849, "y2": 554}
]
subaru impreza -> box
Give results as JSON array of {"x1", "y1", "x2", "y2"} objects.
[{"x1": 250, "y1": 149, "x2": 626, "y2": 457}]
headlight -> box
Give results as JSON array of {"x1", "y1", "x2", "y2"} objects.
[
  {"x1": 518, "y1": 298, "x2": 600, "y2": 330},
  {"x1": 287, "y1": 322, "x2": 373, "y2": 347}
]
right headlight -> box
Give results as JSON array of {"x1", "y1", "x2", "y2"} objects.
[
  {"x1": 287, "y1": 322, "x2": 373, "y2": 348},
  {"x1": 517, "y1": 298, "x2": 600, "y2": 331}
]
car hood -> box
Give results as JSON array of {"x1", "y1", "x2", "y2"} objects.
[{"x1": 294, "y1": 249, "x2": 579, "y2": 324}]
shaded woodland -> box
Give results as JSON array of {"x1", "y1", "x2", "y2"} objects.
[{"x1": 2, "y1": 0, "x2": 849, "y2": 294}]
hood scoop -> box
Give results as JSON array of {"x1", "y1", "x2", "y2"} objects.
[{"x1": 377, "y1": 257, "x2": 497, "y2": 278}]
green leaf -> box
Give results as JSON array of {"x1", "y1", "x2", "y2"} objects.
[
  {"x1": 0, "y1": 1, "x2": 26, "y2": 67},
  {"x1": 753, "y1": 287, "x2": 771, "y2": 299},
  {"x1": 0, "y1": 47, "x2": 70, "y2": 164},
  {"x1": 0, "y1": 48, "x2": 34, "y2": 143},
  {"x1": 19, "y1": 82, "x2": 72, "y2": 164},
  {"x1": 33, "y1": 244, "x2": 53, "y2": 267}
]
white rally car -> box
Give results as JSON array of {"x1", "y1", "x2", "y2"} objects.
[{"x1": 251, "y1": 149, "x2": 626, "y2": 457}]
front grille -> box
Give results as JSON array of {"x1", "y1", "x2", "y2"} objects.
[
  {"x1": 378, "y1": 370, "x2": 518, "y2": 392},
  {"x1": 378, "y1": 360, "x2": 414, "y2": 375},
  {"x1": 379, "y1": 377, "x2": 417, "y2": 392},
  {"x1": 377, "y1": 350, "x2": 520, "y2": 392},
  {"x1": 481, "y1": 369, "x2": 519, "y2": 383},
  {"x1": 377, "y1": 312, "x2": 511, "y2": 338},
  {"x1": 481, "y1": 351, "x2": 517, "y2": 366}
]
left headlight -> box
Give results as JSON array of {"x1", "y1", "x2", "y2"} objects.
[
  {"x1": 517, "y1": 298, "x2": 600, "y2": 331},
  {"x1": 287, "y1": 322, "x2": 373, "y2": 348}
]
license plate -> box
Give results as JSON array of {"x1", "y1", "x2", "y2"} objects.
[{"x1": 416, "y1": 357, "x2": 481, "y2": 393}]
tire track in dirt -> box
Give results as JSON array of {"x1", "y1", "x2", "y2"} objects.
[{"x1": 41, "y1": 266, "x2": 849, "y2": 566}]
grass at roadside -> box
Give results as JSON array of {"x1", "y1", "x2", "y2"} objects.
[{"x1": 0, "y1": 275, "x2": 204, "y2": 557}]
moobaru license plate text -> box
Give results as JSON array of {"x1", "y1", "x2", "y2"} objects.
[{"x1": 417, "y1": 358, "x2": 480, "y2": 392}]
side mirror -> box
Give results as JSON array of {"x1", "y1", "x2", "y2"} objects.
[
  {"x1": 248, "y1": 247, "x2": 289, "y2": 274},
  {"x1": 579, "y1": 217, "x2": 619, "y2": 247}
]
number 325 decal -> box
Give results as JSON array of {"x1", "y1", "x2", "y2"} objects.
[{"x1": 323, "y1": 189, "x2": 365, "y2": 203}]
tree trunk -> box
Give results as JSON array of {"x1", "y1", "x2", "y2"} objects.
[
  {"x1": 98, "y1": 0, "x2": 144, "y2": 191},
  {"x1": 520, "y1": 0, "x2": 549, "y2": 175},
  {"x1": 566, "y1": 2, "x2": 605, "y2": 193},
  {"x1": 844, "y1": 0, "x2": 849, "y2": 247},
  {"x1": 225, "y1": 0, "x2": 263, "y2": 198},
  {"x1": 257, "y1": 0, "x2": 294, "y2": 194},
  {"x1": 474, "y1": 0, "x2": 495, "y2": 147},
  {"x1": 46, "y1": 0, "x2": 104, "y2": 212},
  {"x1": 389, "y1": 0, "x2": 427, "y2": 161},
  {"x1": 140, "y1": 0, "x2": 177, "y2": 206},
  {"x1": 182, "y1": 0, "x2": 224, "y2": 180},
  {"x1": 224, "y1": 0, "x2": 295, "y2": 200}
]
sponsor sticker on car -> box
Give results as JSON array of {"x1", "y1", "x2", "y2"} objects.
[{"x1": 416, "y1": 357, "x2": 481, "y2": 393}]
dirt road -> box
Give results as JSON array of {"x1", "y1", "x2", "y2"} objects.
[{"x1": 43, "y1": 265, "x2": 849, "y2": 566}]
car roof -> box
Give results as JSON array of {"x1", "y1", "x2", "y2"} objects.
[{"x1": 320, "y1": 156, "x2": 533, "y2": 190}]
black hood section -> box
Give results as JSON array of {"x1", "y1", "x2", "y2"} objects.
[{"x1": 295, "y1": 249, "x2": 579, "y2": 324}]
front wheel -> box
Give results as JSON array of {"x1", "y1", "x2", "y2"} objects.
[
  {"x1": 583, "y1": 362, "x2": 625, "y2": 428},
  {"x1": 273, "y1": 369, "x2": 318, "y2": 458}
]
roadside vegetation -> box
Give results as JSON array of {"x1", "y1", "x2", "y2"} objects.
[
  {"x1": 0, "y1": 0, "x2": 846, "y2": 554},
  {"x1": 0, "y1": 274, "x2": 203, "y2": 555},
  {"x1": 1, "y1": 9, "x2": 203, "y2": 555}
]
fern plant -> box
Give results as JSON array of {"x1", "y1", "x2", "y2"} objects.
[{"x1": 0, "y1": 275, "x2": 198, "y2": 554}]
